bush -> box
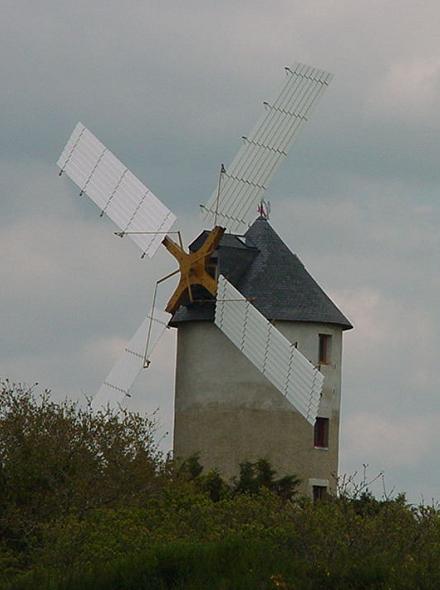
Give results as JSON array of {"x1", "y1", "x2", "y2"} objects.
[{"x1": 2, "y1": 382, "x2": 440, "y2": 590}]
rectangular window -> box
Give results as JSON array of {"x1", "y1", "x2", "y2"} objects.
[
  {"x1": 314, "y1": 417, "x2": 329, "y2": 448},
  {"x1": 313, "y1": 485, "x2": 328, "y2": 502},
  {"x1": 319, "y1": 334, "x2": 332, "y2": 364}
]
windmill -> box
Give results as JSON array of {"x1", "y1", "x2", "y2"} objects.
[{"x1": 58, "y1": 63, "x2": 351, "y2": 494}]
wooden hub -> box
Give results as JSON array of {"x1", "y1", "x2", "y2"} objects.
[{"x1": 162, "y1": 226, "x2": 225, "y2": 314}]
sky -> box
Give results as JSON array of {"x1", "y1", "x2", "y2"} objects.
[{"x1": 1, "y1": 0, "x2": 439, "y2": 502}]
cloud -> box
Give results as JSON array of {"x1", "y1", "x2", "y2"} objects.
[
  {"x1": 368, "y1": 58, "x2": 440, "y2": 120},
  {"x1": 344, "y1": 411, "x2": 438, "y2": 469}
]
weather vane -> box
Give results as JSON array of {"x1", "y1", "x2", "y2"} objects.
[{"x1": 257, "y1": 199, "x2": 271, "y2": 220}]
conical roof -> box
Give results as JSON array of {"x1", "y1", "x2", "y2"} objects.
[
  {"x1": 170, "y1": 217, "x2": 352, "y2": 330},
  {"x1": 237, "y1": 218, "x2": 352, "y2": 328}
]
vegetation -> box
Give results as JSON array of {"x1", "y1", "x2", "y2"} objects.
[{"x1": 1, "y1": 381, "x2": 440, "y2": 589}]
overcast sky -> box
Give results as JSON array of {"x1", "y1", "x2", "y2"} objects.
[{"x1": 1, "y1": 0, "x2": 439, "y2": 502}]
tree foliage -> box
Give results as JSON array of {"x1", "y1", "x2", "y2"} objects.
[
  {"x1": 1, "y1": 381, "x2": 440, "y2": 590},
  {"x1": 177, "y1": 456, "x2": 300, "y2": 502},
  {"x1": 0, "y1": 381, "x2": 164, "y2": 573}
]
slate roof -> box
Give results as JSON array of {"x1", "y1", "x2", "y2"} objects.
[{"x1": 170, "y1": 217, "x2": 352, "y2": 330}]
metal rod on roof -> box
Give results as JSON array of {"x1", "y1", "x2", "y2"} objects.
[
  {"x1": 114, "y1": 230, "x2": 180, "y2": 236},
  {"x1": 115, "y1": 230, "x2": 184, "y2": 250},
  {"x1": 193, "y1": 297, "x2": 256, "y2": 304},
  {"x1": 143, "y1": 282, "x2": 159, "y2": 368},
  {"x1": 142, "y1": 267, "x2": 181, "y2": 368},
  {"x1": 214, "y1": 164, "x2": 226, "y2": 227}
]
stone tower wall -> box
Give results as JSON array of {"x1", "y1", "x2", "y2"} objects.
[{"x1": 173, "y1": 320, "x2": 343, "y2": 496}]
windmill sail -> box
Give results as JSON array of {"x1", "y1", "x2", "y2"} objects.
[
  {"x1": 215, "y1": 275, "x2": 323, "y2": 424},
  {"x1": 202, "y1": 63, "x2": 333, "y2": 232},
  {"x1": 57, "y1": 123, "x2": 176, "y2": 258},
  {"x1": 91, "y1": 308, "x2": 170, "y2": 411}
]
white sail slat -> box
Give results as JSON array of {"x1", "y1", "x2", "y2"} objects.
[
  {"x1": 91, "y1": 308, "x2": 170, "y2": 411},
  {"x1": 57, "y1": 123, "x2": 176, "y2": 258},
  {"x1": 202, "y1": 63, "x2": 333, "y2": 232},
  {"x1": 215, "y1": 275, "x2": 323, "y2": 424}
]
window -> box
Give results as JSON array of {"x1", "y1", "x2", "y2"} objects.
[
  {"x1": 318, "y1": 334, "x2": 332, "y2": 364},
  {"x1": 314, "y1": 417, "x2": 329, "y2": 448},
  {"x1": 313, "y1": 485, "x2": 328, "y2": 502}
]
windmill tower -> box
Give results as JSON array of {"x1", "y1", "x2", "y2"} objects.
[
  {"x1": 171, "y1": 215, "x2": 352, "y2": 497},
  {"x1": 57, "y1": 62, "x2": 352, "y2": 498}
]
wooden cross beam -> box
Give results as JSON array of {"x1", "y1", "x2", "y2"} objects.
[{"x1": 162, "y1": 226, "x2": 225, "y2": 314}]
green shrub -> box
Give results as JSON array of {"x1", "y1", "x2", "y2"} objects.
[{"x1": 2, "y1": 383, "x2": 440, "y2": 590}]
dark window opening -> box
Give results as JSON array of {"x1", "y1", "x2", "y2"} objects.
[
  {"x1": 314, "y1": 417, "x2": 329, "y2": 448},
  {"x1": 313, "y1": 485, "x2": 328, "y2": 502},
  {"x1": 319, "y1": 334, "x2": 332, "y2": 364}
]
